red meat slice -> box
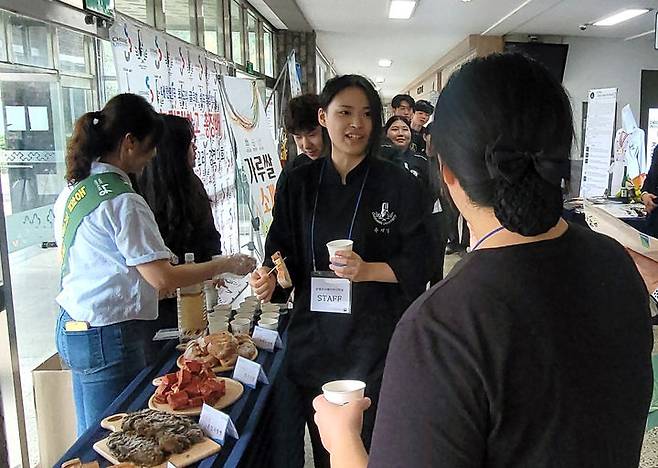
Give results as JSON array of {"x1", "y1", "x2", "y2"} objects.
[
  {"x1": 177, "y1": 369, "x2": 192, "y2": 388},
  {"x1": 161, "y1": 373, "x2": 178, "y2": 386},
  {"x1": 188, "y1": 396, "x2": 205, "y2": 408},
  {"x1": 167, "y1": 390, "x2": 190, "y2": 410},
  {"x1": 184, "y1": 360, "x2": 202, "y2": 373}
]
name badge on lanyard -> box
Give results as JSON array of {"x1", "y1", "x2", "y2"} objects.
[
  {"x1": 311, "y1": 271, "x2": 352, "y2": 314},
  {"x1": 309, "y1": 160, "x2": 369, "y2": 315}
]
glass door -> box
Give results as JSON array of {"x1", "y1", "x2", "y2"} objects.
[{"x1": 0, "y1": 68, "x2": 93, "y2": 466}]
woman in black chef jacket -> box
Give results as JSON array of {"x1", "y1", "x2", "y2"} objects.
[{"x1": 250, "y1": 74, "x2": 433, "y2": 467}]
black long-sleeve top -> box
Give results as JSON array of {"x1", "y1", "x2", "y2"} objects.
[
  {"x1": 641, "y1": 145, "x2": 658, "y2": 195},
  {"x1": 264, "y1": 155, "x2": 434, "y2": 387}
]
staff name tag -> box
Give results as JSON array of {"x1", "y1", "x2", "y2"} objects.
[
  {"x1": 252, "y1": 326, "x2": 283, "y2": 352},
  {"x1": 232, "y1": 356, "x2": 269, "y2": 388},
  {"x1": 199, "y1": 403, "x2": 239, "y2": 444},
  {"x1": 310, "y1": 271, "x2": 351, "y2": 314}
]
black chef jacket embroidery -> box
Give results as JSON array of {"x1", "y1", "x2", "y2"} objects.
[{"x1": 264, "y1": 155, "x2": 434, "y2": 387}]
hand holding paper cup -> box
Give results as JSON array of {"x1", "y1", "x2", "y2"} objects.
[
  {"x1": 327, "y1": 240, "x2": 353, "y2": 267},
  {"x1": 321, "y1": 380, "x2": 366, "y2": 405}
]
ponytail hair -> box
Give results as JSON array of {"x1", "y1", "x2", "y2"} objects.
[{"x1": 65, "y1": 93, "x2": 163, "y2": 184}]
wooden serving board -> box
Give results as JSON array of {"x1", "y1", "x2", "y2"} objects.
[
  {"x1": 93, "y1": 413, "x2": 221, "y2": 467},
  {"x1": 148, "y1": 378, "x2": 244, "y2": 416}
]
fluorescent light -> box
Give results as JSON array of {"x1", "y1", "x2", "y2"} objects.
[
  {"x1": 388, "y1": 0, "x2": 417, "y2": 19},
  {"x1": 375, "y1": 76, "x2": 385, "y2": 83},
  {"x1": 594, "y1": 9, "x2": 650, "y2": 26},
  {"x1": 378, "y1": 58, "x2": 393, "y2": 67}
]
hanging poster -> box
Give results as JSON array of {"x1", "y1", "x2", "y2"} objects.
[
  {"x1": 109, "y1": 13, "x2": 240, "y2": 253},
  {"x1": 221, "y1": 76, "x2": 282, "y2": 232},
  {"x1": 288, "y1": 51, "x2": 302, "y2": 98},
  {"x1": 580, "y1": 88, "x2": 617, "y2": 198}
]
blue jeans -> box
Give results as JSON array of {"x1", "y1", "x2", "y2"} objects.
[{"x1": 55, "y1": 310, "x2": 154, "y2": 435}]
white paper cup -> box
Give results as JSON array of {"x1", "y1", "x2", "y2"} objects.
[
  {"x1": 258, "y1": 318, "x2": 279, "y2": 330},
  {"x1": 230, "y1": 318, "x2": 251, "y2": 335},
  {"x1": 260, "y1": 303, "x2": 281, "y2": 313},
  {"x1": 327, "y1": 239, "x2": 354, "y2": 258},
  {"x1": 260, "y1": 312, "x2": 280, "y2": 321},
  {"x1": 234, "y1": 313, "x2": 254, "y2": 323},
  {"x1": 213, "y1": 304, "x2": 233, "y2": 319},
  {"x1": 322, "y1": 380, "x2": 366, "y2": 405},
  {"x1": 239, "y1": 303, "x2": 257, "y2": 313},
  {"x1": 208, "y1": 317, "x2": 229, "y2": 334}
]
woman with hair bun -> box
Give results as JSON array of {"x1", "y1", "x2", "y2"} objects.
[
  {"x1": 54, "y1": 94, "x2": 254, "y2": 434},
  {"x1": 313, "y1": 53, "x2": 652, "y2": 468}
]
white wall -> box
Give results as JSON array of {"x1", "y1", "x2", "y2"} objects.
[{"x1": 562, "y1": 34, "x2": 658, "y2": 158}]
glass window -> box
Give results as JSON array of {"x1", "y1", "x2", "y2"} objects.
[
  {"x1": 62, "y1": 87, "x2": 91, "y2": 138},
  {"x1": 203, "y1": 0, "x2": 224, "y2": 56},
  {"x1": 8, "y1": 15, "x2": 52, "y2": 69},
  {"x1": 231, "y1": 0, "x2": 243, "y2": 65},
  {"x1": 115, "y1": 0, "x2": 150, "y2": 24},
  {"x1": 247, "y1": 13, "x2": 259, "y2": 72},
  {"x1": 57, "y1": 29, "x2": 90, "y2": 74},
  {"x1": 263, "y1": 27, "x2": 273, "y2": 77},
  {"x1": 100, "y1": 39, "x2": 118, "y2": 102},
  {"x1": 165, "y1": 0, "x2": 193, "y2": 43},
  {"x1": 0, "y1": 13, "x2": 8, "y2": 63}
]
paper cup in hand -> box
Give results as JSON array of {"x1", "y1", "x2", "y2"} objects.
[
  {"x1": 322, "y1": 380, "x2": 366, "y2": 405},
  {"x1": 327, "y1": 240, "x2": 353, "y2": 266}
]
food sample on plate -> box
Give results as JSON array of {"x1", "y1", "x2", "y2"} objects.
[
  {"x1": 154, "y1": 361, "x2": 226, "y2": 410},
  {"x1": 106, "y1": 409, "x2": 205, "y2": 466},
  {"x1": 182, "y1": 331, "x2": 257, "y2": 369},
  {"x1": 272, "y1": 251, "x2": 293, "y2": 288}
]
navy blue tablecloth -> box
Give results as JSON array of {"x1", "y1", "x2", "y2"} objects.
[{"x1": 56, "y1": 328, "x2": 287, "y2": 468}]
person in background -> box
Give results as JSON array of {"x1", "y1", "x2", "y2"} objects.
[
  {"x1": 284, "y1": 93, "x2": 328, "y2": 172},
  {"x1": 54, "y1": 94, "x2": 255, "y2": 434},
  {"x1": 380, "y1": 115, "x2": 428, "y2": 186},
  {"x1": 423, "y1": 122, "x2": 449, "y2": 284},
  {"x1": 410, "y1": 99, "x2": 434, "y2": 155},
  {"x1": 250, "y1": 75, "x2": 433, "y2": 468},
  {"x1": 390, "y1": 94, "x2": 415, "y2": 120},
  {"x1": 313, "y1": 53, "x2": 652, "y2": 468},
  {"x1": 137, "y1": 114, "x2": 226, "y2": 335},
  {"x1": 640, "y1": 144, "x2": 658, "y2": 236}
]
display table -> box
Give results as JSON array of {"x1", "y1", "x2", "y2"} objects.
[
  {"x1": 563, "y1": 201, "x2": 650, "y2": 235},
  {"x1": 56, "y1": 328, "x2": 287, "y2": 467}
]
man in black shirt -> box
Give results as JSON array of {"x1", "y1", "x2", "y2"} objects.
[
  {"x1": 390, "y1": 94, "x2": 415, "y2": 121},
  {"x1": 410, "y1": 99, "x2": 433, "y2": 155},
  {"x1": 283, "y1": 93, "x2": 327, "y2": 172}
]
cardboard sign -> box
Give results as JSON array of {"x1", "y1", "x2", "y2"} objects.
[
  {"x1": 199, "y1": 403, "x2": 239, "y2": 444},
  {"x1": 232, "y1": 356, "x2": 269, "y2": 388}
]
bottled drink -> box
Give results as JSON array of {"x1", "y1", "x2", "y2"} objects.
[{"x1": 177, "y1": 253, "x2": 208, "y2": 344}]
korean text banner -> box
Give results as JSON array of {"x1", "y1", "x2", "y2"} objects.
[
  {"x1": 109, "y1": 13, "x2": 239, "y2": 253},
  {"x1": 221, "y1": 76, "x2": 282, "y2": 232}
]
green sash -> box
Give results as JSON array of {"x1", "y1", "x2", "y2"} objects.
[{"x1": 60, "y1": 172, "x2": 134, "y2": 278}]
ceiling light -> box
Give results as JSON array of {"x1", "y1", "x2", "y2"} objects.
[
  {"x1": 388, "y1": 0, "x2": 417, "y2": 19},
  {"x1": 594, "y1": 9, "x2": 650, "y2": 26},
  {"x1": 375, "y1": 76, "x2": 385, "y2": 83},
  {"x1": 461, "y1": 0, "x2": 472, "y2": 2},
  {"x1": 378, "y1": 58, "x2": 393, "y2": 67}
]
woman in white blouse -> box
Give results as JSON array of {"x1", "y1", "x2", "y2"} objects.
[{"x1": 54, "y1": 93, "x2": 254, "y2": 434}]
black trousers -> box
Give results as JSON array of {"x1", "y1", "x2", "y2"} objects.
[{"x1": 268, "y1": 366, "x2": 381, "y2": 468}]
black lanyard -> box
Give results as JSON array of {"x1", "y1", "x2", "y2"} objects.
[{"x1": 311, "y1": 159, "x2": 370, "y2": 271}]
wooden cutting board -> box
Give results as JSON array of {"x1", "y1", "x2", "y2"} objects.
[{"x1": 92, "y1": 413, "x2": 221, "y2": 467}]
